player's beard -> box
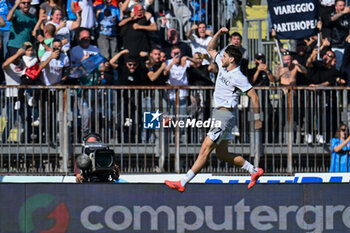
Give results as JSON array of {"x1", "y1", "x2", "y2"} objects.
[{"x1": 221, "y1": 60, "x2": 229, "y2": 68}]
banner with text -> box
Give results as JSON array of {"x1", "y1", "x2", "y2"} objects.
[
  {"x1": 268, "y1": 0, "x2": 319, "y2": 39},
  {"x1": 1, "y1": 183, "x2": 350, "y2": 232}
]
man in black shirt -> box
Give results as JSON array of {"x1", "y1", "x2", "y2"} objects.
[
  {"x1": 305, "y1": 49, "x2": 345, "y2": 143},
  {"x1": 147, "y1": 47, "x2": 168, "y2": 85},
  {"x1": 187, "y1": 52, "x2": 217, "y2": 123},
  {"x1": 247, "y1": 53, "x2": 275, "y2": 142},
  {"x1": 330, "y1": 0, "x2": 350, "y2": 69},
  {"x1": 247, "y1": 52, "x2": 275, "y2": 86},
  {"x1": 306, "y1": 50, "x2": 340, "y2": 86},
  {"x1": 159, "y1": 17, "x2": 192, "y2": 59},
  {"x1": 118, "y1": 4, "x2": 157, "y2": 57},
  {"x1": 187, "y1": 52, "x2": 217, "y2": 86}
]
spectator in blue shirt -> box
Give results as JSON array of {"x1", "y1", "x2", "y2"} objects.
[
  {"x1": 95, "y1": 0, "x2": 120, "y2": 60},
  {"x1": 330, "y1": 123, "x2": 350, "y2": 172},
  {"x1": 0, "y1": 0, "x2": 13, "y2": 59}
]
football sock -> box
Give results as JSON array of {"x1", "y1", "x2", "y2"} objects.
[
  {"x1": 180, "y1": 169, "x2": 195, "y2": 187},
  {"x1": 241, "y1": 161, "x2": 258, "y2": 174}
]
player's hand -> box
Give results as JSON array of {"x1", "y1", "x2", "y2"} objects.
[
  {"x1": 76, "y1": 174, "x2": 84, "y2": 183},
  {"x1": 133, "y1": 23, "x2": 140, "y2": 30},
  {"x1": 254, "y1": 120, "x2": 262, "y2": 130}
]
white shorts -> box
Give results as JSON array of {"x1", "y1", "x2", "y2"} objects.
[{"x1": 207, "y1": 108, "x2": 236, "y2": 144}]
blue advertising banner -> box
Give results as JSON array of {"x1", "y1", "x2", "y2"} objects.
[
  {"x1": 1, "y1": 183, "x2": 350, "y2": 232},
  {"x1": 268, "y1": 0, "x2": 319, "y2": 39}
]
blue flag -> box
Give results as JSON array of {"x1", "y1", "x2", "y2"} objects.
[{"x1": 268, "y1": 0, "x2": 319, "y2": 39}]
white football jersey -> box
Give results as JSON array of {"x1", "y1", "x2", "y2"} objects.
[{"x1": 213, "y1": 53, "x2": 252, "y2": 108}]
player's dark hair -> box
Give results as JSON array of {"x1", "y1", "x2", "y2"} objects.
[{"x1": 225, "y1": 45, "x2": 242, "y2": 65}]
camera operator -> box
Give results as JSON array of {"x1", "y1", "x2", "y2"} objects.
[{"x1": 75, "y1": 133, "x2": 120, "y2": 183}]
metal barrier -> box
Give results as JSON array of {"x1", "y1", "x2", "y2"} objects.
[{"x1": 1, "y1": 85, "x2": 349, "y2": 175}]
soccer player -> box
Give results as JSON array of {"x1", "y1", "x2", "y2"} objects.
[{"x1": 165, "y1": 27, "x2": 264, "y2": 192}]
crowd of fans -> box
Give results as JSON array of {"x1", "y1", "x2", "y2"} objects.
[{"x1": 0, "y1": 0, "x2": 349, "y2": 144}]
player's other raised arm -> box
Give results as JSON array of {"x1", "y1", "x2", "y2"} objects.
[{"x1": 206, "y1": 27, "x2": 229, "y2": 59}]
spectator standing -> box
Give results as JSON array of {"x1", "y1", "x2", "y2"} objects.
[
  {"x1": 220, "y1": 32, "x2": 249, "y2": 75},
  {"x1": 110, "y1": 49, "x2": 149, "y2": 142},
  {"x1": 16, "y1": 42, "x2": 41, "y2": 111},
  {"x1": 187, "y1": 52, "x2": 217, "y2": 122},
  {"x1": 341, "y1": 34, "x2": 350, "y2": 85},
  {"x1": 146, "y1": 47, "x2": 168, "y2": 85},
  {"x1": 330, "y1": 0, "x2": 350, "y2": 69},
  {"x1": 39, "y1": 0, "x2": 65, "y2": 20},
  {"x1": 160, "y1": 50, "x2": 166, "y2": 62},
  {"x1": 40, "y1": 38, "x2": 69, "y2": 86},
  {"x1": 1, "y1": 47, "x2": 25, "y2": 142},
  {"x1": 34, "y1": 23, "x2": 56, "y2": 60},
  {"x1": 247, "y1": 52, "x2": 274, "y2": 86},
  {"x1": 0, "y1": 0, "x2": 13, "y2": 59},
  {"x1": 186, "y1": 22, "x2": 212, "y2": 64},
  {"x1": 70, "y1": 29, "x2": 100, "y2": 67},
  {"x1": 119, "y1": 0, "x2": 153, "y2": 15},
  {"x1": 110, "y1": 49, "x2": 149, "y2": 85},
  {"x1": 119, "y1": 4, "x2": 157, "y2": 57},
  {"x1": 273, "y1": 51, "x2": 307, "y2": 143},
  {"x1": 95, "y1": 0, "x2": 120, "y2": 60},
  {"x1": 274, "y1": 51, "x2": 307, "y2": 87},
  {"x1": 163, "y1": 46, "x2": 198, "y2": 142},
  {"x1": 159, "y1": 17, "x2": 192, "y2": 59},
  {"x1": 163, "y1": 46, "x2": 192, "y2": 107},
  {"x1": 70, "y1": 29, "x2": 106, "y2": 137},
  {"x1": 306, "y1": 49, "x2": 341, "y2": 87},
  {"x1": 247, "y1": 52, "x2": 275, "y2": 142},
  {"x1": 329, "y1": 123, "x2": 350, "y2": 172},
  {"x1": 319, "y1": 0, "x2": 335, "y2": 39},
  {"x1": 71, "y1": 0, "x2": 96, "y2": 30},
  {"x1": 46, "y1": 7, "x2": 81, "y2": 53},
  {"x1": 7, "y1": 0, "x2": 36, "y2": 56},
  {"x1": 305, "y1": 49, "x2": 344, "y2": 144},
  {"x1": 187, "y1": 52, "x2": 217, "y2": 86}
]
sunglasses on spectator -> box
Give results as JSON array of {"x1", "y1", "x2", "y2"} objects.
[
  {"x1": 21, "y1": 1, "x2": 30, "y2": 4},
  {"x1": 326, "y1": 53, "x2": 334, "y2": 58},
  {"x1": 341, "y1": 128, "x2": 347, "y2": 132},
  {"x1": 282, "y1": 51, "x2": 290, "y2": 55}
]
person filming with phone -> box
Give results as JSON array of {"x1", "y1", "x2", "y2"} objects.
[{"x1": 248, "y1": 52, "x2": 274, "y2": 86}]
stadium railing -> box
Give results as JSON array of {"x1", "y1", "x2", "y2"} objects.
[{"x1": 0, "y1": 86, "x2": 349, "y2": 175}]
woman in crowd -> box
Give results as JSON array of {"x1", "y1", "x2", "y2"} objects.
[
  {"x1": 46, "y1": 7, "x2": 81, "y2": 53},
  {"x1": 329, "y1": 123, "x2": 350, "y2": 172}
]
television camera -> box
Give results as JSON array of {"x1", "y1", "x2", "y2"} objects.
[{"x1": 76, "y1": 133, "x2": 119, "y2": 182}]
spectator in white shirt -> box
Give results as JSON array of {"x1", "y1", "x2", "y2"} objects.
[{"x1": 186, "y1": 22, "x2": 212, "y2": 65}]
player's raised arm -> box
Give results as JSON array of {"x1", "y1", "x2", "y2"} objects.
[{"x1": 206, "y1": 27, "x2": 229, "y2": 59}]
